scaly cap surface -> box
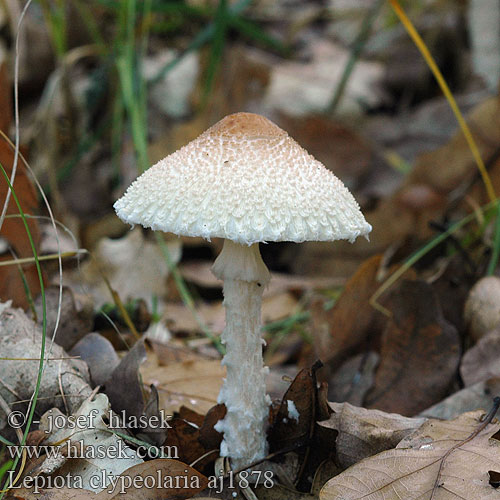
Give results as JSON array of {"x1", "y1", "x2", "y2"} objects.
[{"x1": 114, "y1": 113, "x2": 371, "y2": 245}]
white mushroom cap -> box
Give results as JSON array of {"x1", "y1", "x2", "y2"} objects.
[{"x1": 114, "y1": 113, "x2": 371, "y2": 245}]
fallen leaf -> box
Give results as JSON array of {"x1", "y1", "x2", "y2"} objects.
[
  {"x1": 39, "y1": 394, "x2": 143, "y2": 492},
  {"x1": 103, "y1": 340, "x2": 147, "y2": 423},
  {"x1": 420, "y1": 378, "x2": 500, "y2": 420},
  {"x1": 309, "y1": 255, "x2": 385, "y2": 367},
  {"x1": 34, "y1": 286, "x2": 94, "y2": 351},
  {"x1": 0, "y1": 139, "x2": 42, "y2": 308},
  {"x1": 365, "y1": 280, "x2": 461, "y2": 416},
  {"x1": 327, "y1": 351, "x2": 379, "y2": 406},
  {"x1": 70, "y1": 333, "x2": 120, "y2": 387},
  {"x1": 136, "y1": 385, "x2": 169, "y2": 447},
  {"x1": 409, "y1": 95, "x2": 500, "y2": 201},
  {"x1": 0, "y1": 57, "x2": 12, "y2": 133},
  {"x1": 320, "y1": 402, "x2": 426, "y2": 469},
  {"x1": 163, "y1": 418, "x2": 209, "y2": 468},
  {"x1": 77, "y1": 229, "x2": 181, "y2": 309},
  {"x1": 269, "y1": 362, "x2": 325, "y2": 451},
  {"x1": 320, "y1": 410, "x2": 500, "y2": 500},
  {"x1": 199, "y1": 404, "x2": 226, "y2": 450},
  {"x1": 6, "y1": 487, "x2": 97, "y2": 499},
  {"x1": 311, "y1": 459, "x2": 342, "y2": 497},
  {"x1": 96, "y1": 459, "x2": 208, "y2": 499},
  {"x1": 140, "y1": 359, "x2": 224, "y2": 415},
  {"x1": 461, "y1": 329, "x2": 500, "y2": 387},
  {"x1": 254, "y1": 483, "x2": 316, "y2": 500},
  {"x1": 464, "y1": 276, "x2": 500, "y2": 343},
  {"x1": 0, "y1": 305, "x2": 91, "y2": 433},
  {"x1": 268, "y1": 362, "x2": 336, "y2": 490},
  {"x1": 146, "y1": 338, "x2": 211, "y2": 365},
  {"x1": 163, "y1": 302, "x2": 225, "y2": 336}
]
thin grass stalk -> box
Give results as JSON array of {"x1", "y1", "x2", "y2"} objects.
[{"x1": 0, "y1": 163, "x2": 46, "y2": 496}]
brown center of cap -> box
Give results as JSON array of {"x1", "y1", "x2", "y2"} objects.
[{"x1": 206, "y1": 112, "x2": 288, "y2": 138}]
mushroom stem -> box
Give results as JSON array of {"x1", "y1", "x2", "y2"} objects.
[{"x1": 212, "y1": 239, "x2": 271, "y2": 470}]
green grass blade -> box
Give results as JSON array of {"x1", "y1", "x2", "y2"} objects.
[
  {"x1": 149, "y1": 0, "x2": 252, "y2": 85},
  {"x1": 327, "y1": 0, "x2": 384, "y2": 114},
  {"x1": 228, "y1": 14, "x2": 288, "y2": 54},
  {"x1": 487, "y1": 203, "x2": 500, "y2": 275},
  {"x1": 202, "y1": 0, "x2": 228, "y2": 105},
  {"x1": 0, "y1": 162, "x2": 46, "y2": 498}
]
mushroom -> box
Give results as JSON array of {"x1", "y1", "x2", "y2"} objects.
[{"x1": 113, "y1": 112, "x2": 371, "y2": 470}]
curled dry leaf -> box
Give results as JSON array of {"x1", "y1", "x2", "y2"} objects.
[
  {"x1": 461, "y1": 328, "x2": 500, "y2": 386},
  {"x1": 0, "y1": 305, "x2": 91, "y2": 431},
  {"x1": 103, "y1": 340, "x2": 147, "y2": 423},
  {"x1": 409, "y1": 95, "x2": 500, "y2": 199},
  {"x1": 70, "y1": 333, "x2": 120, "y2": 388},
  {"x1": 320, "y1": 409, "x2": 500, "y2": 500},
  {"x1": 96, "y1": 459, "x2": 208, "y2": 499},
  {"x1": 420, "y1": 377, "x2": 500, "y2": 420},
  {"x1": 365, "y1": 280, "x2": 460, "y2": 416},
  {"x1": 308, "y1": 255, "x2": 385, "y2": 368},
  {"x1": 269, "y1": 362, "x2": 326, "y2": 452},
  {"x1": 77, "y1": 228, "x2": 181, "y2": 309},
  {"x1": 39, "y1": 394, "x2": 143, "y2": 492},
  {"x1": 319, "y1": 402, "x2": 426, "y2": 469},
  {"x1": 5, "y1": 487, "x2": 97, "y2": 500},
  {"x1": 327, "y1": 351, "x2": 379, "y2": 406},
  {"x1": 0, "y1": 141, "x2": 43, "y2": 308}
]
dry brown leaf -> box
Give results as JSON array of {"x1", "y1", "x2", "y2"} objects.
[
  {"x1": 6, "y1": 487, "x2": 97, "y2": 499},
  {"x1": 410, "y1": 95, "x2": 500, "y2": 199},
  {"x1": 0, "y1": 305, "x2": 92, "y2": 433},
  {"x1": 199, "y1": 403, "x2": 226, "y2": 450},
  {"x1": 269, "y1": 362, "x2": 325, "y2": 451},
  {"x1": 104, "y1": 340, "x2": 147, "y2": 422},
  {"x1": 320, "y1": 402, "x2": 426, "y2": 469},
  {"x1": 163, "y1": 302, "x2": 225, "y2": 335},
  {"x1": 421, "y1": 378, "x2": 500, "y2": 420},
  {"x1": 327, "y1": 351, "x2": 379, "y2": 406},
  {"x1": 320, "y1": 409, "x2": 500, "y2": 500},
  {"x1": 77, "y1": 229, "x2": 181, "y2": 309},
  {"x1": 0, "y1": 59, "x2": 12, "y2": 133},
  {"x1": 366, "y1": 280, "x2": 460, "y2": 416},
  {"x1": 34, "y1": 286, "x2": 94, "y2": 351},
  {"x1": 309, "y1": 255, "x2": 385, "y2": 367},
  {"x1": 70, "y1": 333, "x2": 120, "y2": 387},
  {"x1": 0, "y1": 139, "x2": 43, "y2": 308},
  {"x1": 163, "y1": 417, "x2": 209, "y2": 468},
  {"x1": 140, "y1": 359, "x2": 224, "y2": 415},
  {"x1": 461, "y1": 329, "x2": 500, "y2": 386},
  {"x1": 254, "y1": 483, "x2": 317, "y2": 500},
  {"x1": 96, "y1": 459, "x2": 208, "y2": 499}
]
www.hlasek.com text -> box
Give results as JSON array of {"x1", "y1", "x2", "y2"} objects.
[{"x1": 7, "y1": 439, "x2": 177, "y2": 461}]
